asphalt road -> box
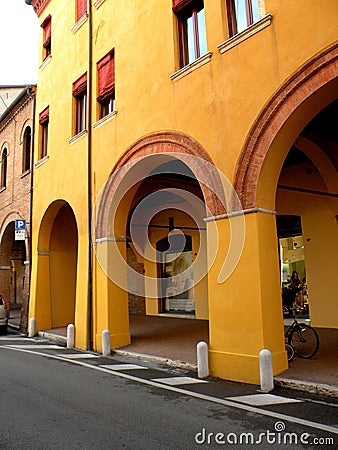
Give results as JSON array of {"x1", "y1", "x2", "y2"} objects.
[{"x1": 0, "y1": 332, "x2": 337, "y2": 449}]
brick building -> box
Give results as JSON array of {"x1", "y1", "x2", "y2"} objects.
[{"x1": 0, "y1": 86, "x2": 36, "y2": 332}]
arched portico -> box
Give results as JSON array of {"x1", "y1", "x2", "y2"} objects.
[
  {"x1": 29, "y1": 201, "x2": 78, "y2": 332},
  {"x1": 93, "y1": 131, "x2": 221, "y2": 353}
]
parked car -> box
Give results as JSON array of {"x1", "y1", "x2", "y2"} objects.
[{"x1": 0, "y1": 295, "x2": 8, "y2": 332}]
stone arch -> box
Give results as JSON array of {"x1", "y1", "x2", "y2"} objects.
[
  {"x1": 95, "y1": 131, "x2": 224, "y2": 240},
  {"x1": 234, "y1": 42, "x2": 338, "y2": 210}
]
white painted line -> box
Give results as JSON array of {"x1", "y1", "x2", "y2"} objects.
[
  {"x1": 57, "y1": 353, "x2": 99, "y2": 359},
  {"x1": 5, "y1": 344, "x2": 64, "y2": 349},
  {"x1": 152, "y1": 376, "x2": 208, "y2": 386},
  {"x1": 1, "y1": 344, "x2": 337, "y2": 436},
  {"x1": 100, "y1": 364, "x2": 148, "y2": 371},
  {"x1": 226, "y1": 394, "x2": 302, "y2": 406}
]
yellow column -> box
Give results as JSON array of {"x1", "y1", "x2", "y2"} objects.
[
  {"x1": 93, "y1": 238, "x2": 130, "y2": 352},
  {"x1": 207, "y1": 210, "x2": 287, "y2": 384}
]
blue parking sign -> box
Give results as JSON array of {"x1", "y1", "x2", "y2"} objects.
[{"x1": 15, "y1": 219, "x2": 26, "y2": 230}]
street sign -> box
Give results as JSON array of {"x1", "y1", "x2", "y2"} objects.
[
  {"x1": 15, "y1": 230, "x2": 26, "y2": 241},
  {"x1": 15, "y1": 220, "x2": 26, "y2": 231}
]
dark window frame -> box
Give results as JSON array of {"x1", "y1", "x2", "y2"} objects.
[
  {"x1": 176, "y1": 0, "x2": 207, "y2": 68},
  {"x1": 22, "y1": 126, "x2": 32, "y2": 173},
  {"x1": 0, "y1": 148, "x2": 8, "y2": 189},
  {"x1": 227, "y1": 0, "x2": 259, "y2": 37}
]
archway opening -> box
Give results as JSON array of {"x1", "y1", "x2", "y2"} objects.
[{"x1": 49, "y1": 203, "x2": 78, "y2": 328}]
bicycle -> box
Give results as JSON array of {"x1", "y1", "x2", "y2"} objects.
[{"x1": 284, "y1": 307, "x2": 319, "y2": 359}]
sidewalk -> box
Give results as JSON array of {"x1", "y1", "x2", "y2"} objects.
[{"x1": 9, "y1": 311, "x2": 338, "y2": 397}]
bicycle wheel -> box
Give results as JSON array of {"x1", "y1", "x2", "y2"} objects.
[
  {"x1": 285, "y1": 343, "x2": 295, "y2": 362},
  {"x1": 288, "y1": 324, "x2": 319, "y2": 358}
]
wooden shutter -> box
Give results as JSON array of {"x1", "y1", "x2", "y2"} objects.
[
  {"x1": 97, "y1": 52, "x2": 115, "y2": 101},
  {"x1": 73, "y1": 73, "x2": 87, "y2": 96},
  {"x1": 77, "y1": 0, "x2": 87, "y2": 20}
]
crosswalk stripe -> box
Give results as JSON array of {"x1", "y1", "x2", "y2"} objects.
[
  {"x1": 57, "y1": 353, "x2": 99, "y2": 359},
  {"x1": 226, "y1": 394, "x2": 303, "y2": 406},
  {"x1": 100, "y1": 364, "x2": 148, "y2": 371},
  {"x1": 4, "y1": 344, "x2": 64, "y2": 350},
  {"x1": 151, "y1": 376, "x2": 208, "y2": 386}
]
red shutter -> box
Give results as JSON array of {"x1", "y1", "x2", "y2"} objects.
[
  {"x1": 39, "y1": 106, "x2": 49, "y2": 124},
  {"x1": 97, "y1": 52, "x2": 115, "y2": 101},
  {"x1": 77, "y1": 0, "x2": 87, "y2": 20},
  {"x1": 73, "y1": 73, "x2": 87, "y2": 96},
  {"x1": 41, "y1": 15, "x2": 51, "y2": 47},
  {"x1": 172, "y1": 0, "x2": 192, "y2": 12}
]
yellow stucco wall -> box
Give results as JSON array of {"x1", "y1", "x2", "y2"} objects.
[{"x1": 28, "y1": 0, "x2": 337, "y2": 383}]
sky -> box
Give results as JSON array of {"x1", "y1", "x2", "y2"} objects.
[{"x1": 0, "y1": 0, "x2": 39, "y2": 86}]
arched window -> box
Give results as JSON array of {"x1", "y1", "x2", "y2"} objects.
[
  {"x1": 23, "y1": 126, "x2": 32, "y2": 173},
  {"x1": 1, "y1": 148, "x2": 8, "y2": 189}
]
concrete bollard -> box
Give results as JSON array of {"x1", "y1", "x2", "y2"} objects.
[
  {"x1": 197, "y1": 341, "x2": 209, "y2": 379},
  {"x1": 259, "y1": 349, "x2": 274, "y2": 393},
  {"x1": 102, "y1": 330, "x2": 111, "y2": 357},
  {"x1": 28, "y1": 317, "x2": 36, "y2": 337},
  {"x1": 67, "y1": 324, "x2": 75, "y2": 349}
]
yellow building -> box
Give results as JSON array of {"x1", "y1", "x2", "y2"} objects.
[{"x1": 26, "y1": 0, "x2": 338, "y2": 384}]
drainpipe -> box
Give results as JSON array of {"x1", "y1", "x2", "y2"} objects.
[
  {"x1": 28, "y1": 86, "x2": 36, "y2": 331},
  {"x1": 87, "y1": 0, "x2": 93, "y2": 351}
]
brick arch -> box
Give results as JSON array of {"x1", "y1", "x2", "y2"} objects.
[
  {"x1": 95, "y1": 131, "x2": 224, "y2": 240},
  {"x1": 234, "y1": 43, "x2": 338, "y2": 210}
]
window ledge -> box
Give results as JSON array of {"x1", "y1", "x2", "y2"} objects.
[
  {"x1": 21, "y1": 170, "x2": 30, "y2": 179},
  {"x1": 94, "y1": 0, "x2": 106, "y2": 9},
  {"x1": 170, "y1": 51, "x2": 213, "y2": 82},
  {"x1": 34, "y1": 155, "x2": 49, "y2": 168},
  {"x1": 39, "y1": 54, "x2": 52, "y2": 70},
  {"x1": 0, "y1": 186, "x2": 6, "y2": 194},
  {"x1": 68, "y1": 129, "x2": 88, "y2": 145},
  {"x1": 218, "y1": 14, "x2": 273, "y2": 54},
  {"x1": 71, "y1": 13, "x2": 88, "y2": 34},
  {"x1": 92, "y1": 111, "x2": 117, "y2": 129}
]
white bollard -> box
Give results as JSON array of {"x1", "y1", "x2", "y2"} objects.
[
  {"x1": 102, "y1": 330, "x2": 111, "y2": 357},
  {"x1": 67, "y1": 324, "x2": 75, "y2": 349},
  {"x1": 259, "y1": 349, "x2": 274, "y2": 393},
  {"x1": 197, "y1": 341, "x2": 209, "y2": 379},
  {"x1": 28, "y1": 317, "x2": 36, "y2": 337}
]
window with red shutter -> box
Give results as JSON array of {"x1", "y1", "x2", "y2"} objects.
[
  {"x1": 76, "y1": 0, "x2": 87, "y2": 21},
  {"x1": 73, "y1": 74, "x2": 87, "y2": 134},
  {"x1": 39, "y1": 106, "x2": 49, "y2": 159},
  {"x1": 97, "y1": 51, "x2": 115, "y2": 119},
  {"x1": 41, "y1": 15, "x2": 52, "y2": 59}
]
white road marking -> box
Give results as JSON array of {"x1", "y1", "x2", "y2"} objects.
[
  {"x1": 226, "y1": 394, "x2": 302, "y2": 406},
  {"x1": 5, "y1": 344, "x2": 64, "y2": 349},
  {"x1": 152, "y1": 376, "x2": 208, "y2": 386},
  {"x1": 101, "y1": 364, "x2": 148, "y2": 370},
  {"x1": 1, "y1": 344, "x2": 337, "y2": 435},
  {"x1": 56, "y1": 353, "x2": 99, "y2": 359}
]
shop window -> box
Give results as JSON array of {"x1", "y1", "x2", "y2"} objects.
[
  {"x1": 227, "y1": 0, "x2": 260, "y2": 36},
  {"x1": 76, "y1": 0, "x2": 87, "y2": 21},
  {"x1": 97, "y1": 51, "x2": 115, "y2": 119},
  {"x1": 173, "y1": 0, "x2": 207, "y2": 68},
  {"x1": 0, "y1": 148, "x2": 8, "y2": 189},
  {"x1": 41, "y1": 15, "x2": 52, "y2": 60},
  {"x1": 39, "y1": 107, "x2": 49, "y2": 159},
  {"x1": 22, "y1": 126, "x2": 32, "y2": 172},
  {"x1": 157, "y1": 233, "x2": 195, "y2": 314},
  {"x1": 73, "y1": 73, "x2": 87, "y2": 134}
]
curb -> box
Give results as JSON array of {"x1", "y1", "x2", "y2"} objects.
[
  {"x1": 274, "y1": 377, "x2": 338, "y2": 399},
  {"x1": 38, "y1": 330, "x2": 67, "y2": 346},
  {"x1": 112, "y1": 348, "x2": 197, "y2": 372},
  {"x1": 31, "y1": 331, "x2": 338, "y2": 399}
]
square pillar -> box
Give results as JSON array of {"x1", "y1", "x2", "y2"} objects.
[{"x1": 206, "y1": 210, "x2": 287, "y2": 384}]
